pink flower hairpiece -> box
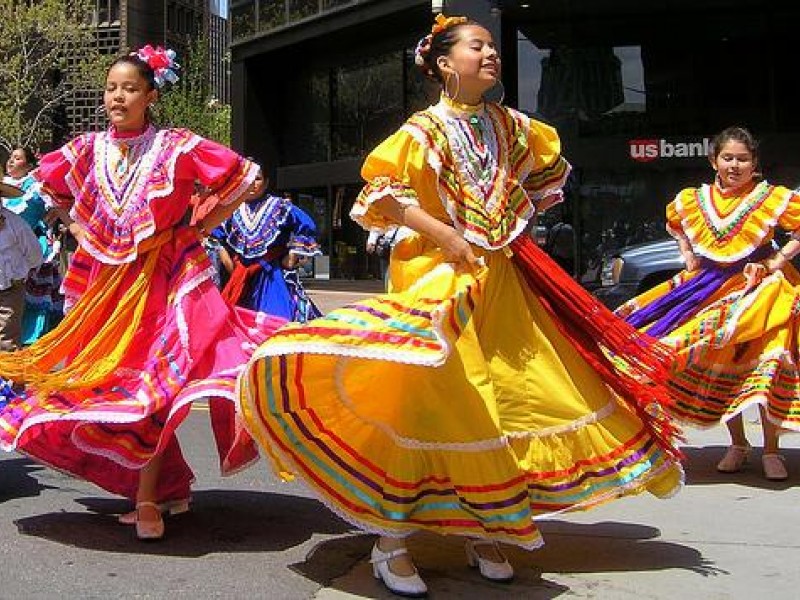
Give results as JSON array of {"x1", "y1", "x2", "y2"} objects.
[{"x1": 133, "y1": 45, "x2": 180, "y2": 88}]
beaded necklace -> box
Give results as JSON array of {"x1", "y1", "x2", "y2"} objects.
[
  {"x1": 94, "y1": 125, "x2": 160, "y2": 217},
  {"x1": 434, "y1": 95, "x2": 506, "y2": 215}
]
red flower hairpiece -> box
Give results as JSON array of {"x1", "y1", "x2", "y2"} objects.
[{"x1": 132, "y1": 45, "x2": 180, "y2": 88}]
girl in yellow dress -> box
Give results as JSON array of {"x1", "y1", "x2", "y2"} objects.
[
  {"x1": 619, "y1": 126, "x2": 800, "y2": 482},
  {"x1": 238, "y1": 14, "x2": 683, "y2": 597}
]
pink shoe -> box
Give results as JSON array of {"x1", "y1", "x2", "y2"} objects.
[
  {"x1": 762, "y1": 453, "x2": 788, "y2": 481},
  {"x1": 118, "y1": 498, "x2": 190, "y2": 525},
  {"x1": 134, "y1": 502, "x2": 165, "y2": 541},
  {"x1": 717, "y1": 445, "x2": 751, "y2": 473}
]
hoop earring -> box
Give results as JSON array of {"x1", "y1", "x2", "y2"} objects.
[
  {"x1": 487, "y1": 79, "x2": 505, "y2": 105},
  {"x1": 443, "y1": 71, "x2": 461, "y2": 100}
]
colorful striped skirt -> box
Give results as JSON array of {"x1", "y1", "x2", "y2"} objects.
[
  {"x1": 238, "y1": 234, "x2": 683, "y2": 549},
  {"x1": 619, "y1": 262, "x2": 800, "y2": 430},
  {"x1": 0, "y1": 226, "x2": 284, "y2": 502}
]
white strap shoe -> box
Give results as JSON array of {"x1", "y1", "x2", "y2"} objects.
[
  {"x1": 465, "y1": 539, "x2": 514, "y2": 582},
  {"x1": 370, "y1": 542, "x2": 428, "y2": 597}
]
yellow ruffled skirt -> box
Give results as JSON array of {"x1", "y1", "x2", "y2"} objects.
[
  {"x1": 618, "y1": 265, "x2": 800, "y2": 431},
  {"x1": 238, "y1": 234, "x2": 682, "y2": 549}
]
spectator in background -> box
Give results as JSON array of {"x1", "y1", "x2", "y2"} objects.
[
  {"x1": 544, "y1": 205, "x2": 576, "y2": 274},
  {"x1": 366, "y1": 225, "x2": 409, "y2": 286},
  {"x1": 0, "y1": 192, "x2": 44, "y2": 351},
  {"x1": 4, "y1": 147, "x2": 64, "y2": 342}
]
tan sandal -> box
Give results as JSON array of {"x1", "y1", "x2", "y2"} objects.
[
  {"x1": 717, "y1": 444, "x2": 751, "y2": 473},
  {"x1": 134, "y1": 501, "x2": 165, "y2": 541},
  {"x1": 118, "y1": 498, "x2": 190, "y2": 525},
  {"x1": 762, "y1": 453, "x2": 788, "y2": 481}
]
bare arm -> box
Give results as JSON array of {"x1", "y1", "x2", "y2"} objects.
[
  {"x1": 372, "y1": 196, "x2": 481, "y2": 272},
  {"x1": 676, "y1": 235, "x2": 700, "y2": 271},
  {"x1": 45, "y1": 207, "x2": 86, "y2": 246},
  {"x1": 764, "y1": 238, "x2": 800, "y2": 273},
  {"x1": 195, "y1": 199, "x2": 242, "y2": 236},
  {"x1": 218, "y1": 245, "x2": 235, "y2": 274}
]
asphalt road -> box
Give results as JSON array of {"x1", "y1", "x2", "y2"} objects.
[{"x1": 1, "y1": 287, "x2": 799, "y2": 599}]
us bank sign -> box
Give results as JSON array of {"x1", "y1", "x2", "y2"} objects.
[{"x1": 629, "y1": 138, "x2": 712, "y2": 162}]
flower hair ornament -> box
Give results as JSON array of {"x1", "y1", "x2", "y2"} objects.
[
  {"x1": 414, "y1": 13, "x2": 468, "y2": 66},
  {"x1": 132, "y1": 45, "x2": 180, "y2": 88}
]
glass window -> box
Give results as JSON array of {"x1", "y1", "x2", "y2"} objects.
[
  {"x1": 513, "y1": 1, "x2": 800, "y2": 285},
  {"x1": 288, "y1": 0, "x2": 318, "y2": 22},
  {"x1": 516, "y1": 2, "x2": 800, "y2": 137},
  {"x1": 331, "y1": 51, "x2": 405, "y2": 160},
  {"x1": 281, "y1": 67, "x2": 331, "y2": 165},
  {"x1": 322, "y1": 0, "x2": 353, "y2": 10},
  {"x1": 259, "y1": 2, "x2": 287, "y2": 32},
  {"x1": 231, "y1": 0, "x2": 257, "y2": 40}
]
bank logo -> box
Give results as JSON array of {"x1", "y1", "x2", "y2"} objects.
[{"x1": 629, "y1": 138, "x2": 711, "y2": 162}]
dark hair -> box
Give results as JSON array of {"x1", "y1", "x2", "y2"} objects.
[
  {"x1": 711, "y1": 126, "x2": 760, "y2": 167},
  {"x1": 418, "y1": 20, "x2": 479, "y2": 83},
  {"x1": 109, "y1": 54, "x2": 157, "y2": 91},
  {"x1": 12, "y1": 146, "x2": 37, "y2": 168}
]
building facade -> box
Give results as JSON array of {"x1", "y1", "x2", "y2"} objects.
[
  {"x1": 65, "y1": 0, "x2": 228, "y2": 136},
  {"x1": 231, "y1": 0, "x2": 800, "y2": 281}
]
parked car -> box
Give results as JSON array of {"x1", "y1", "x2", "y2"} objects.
[{"x1": 593, "y1": 237, "x2": 683, "y2": 310}]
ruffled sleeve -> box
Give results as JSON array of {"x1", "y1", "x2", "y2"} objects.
[
  {"x1": 665, "y1": 190, "x2": 689, "y2": 240},
  {"x1": 33, "y1": 133, "x2": 94, "y2": 209},
  {"x1": 187, "y1": 137, "x2": 259, "y2": 219},
  {"x1": 350, "y1": 129, "x2": 425, "y2": 231},
  {"x1": 287, "y1": 205, "x2": 322, "y2": 257},
  {"x1": 521, "y1": 116, "x2": 571, "y2": 204},
  {"x1": 776, "y1": 186, "x2": 800, "y2": 233}
]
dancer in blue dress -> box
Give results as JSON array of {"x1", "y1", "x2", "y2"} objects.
[
  {"x1": 3, "y1": 147, "x2": 63, "y2": 343},
  {"x1": 215, "y1": 170, "x2": 322, "y2": 321}
]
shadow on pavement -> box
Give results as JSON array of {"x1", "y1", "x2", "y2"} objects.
[
  {"x1": 291, "y1": 520, "x2": 719, "y2": 598},
  {"x1": 682, "y1": 445, "x2": 800, "y2": 490},
  {"x1": 291, "y1": 532, "x2": 570, "y2": 599},
  {"x1": 14, "y1": 489, "x2": 351, "y2": 557},
  {"x1": 533, "y1": 520, "x2": 723, "y2": 576},
  {"x1": 0, "y1": 457, "x2": 53, "y2": 502}
]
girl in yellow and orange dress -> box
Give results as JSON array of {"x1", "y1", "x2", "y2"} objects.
[
  {"x1": 619, "y1": 126, "x2": 800, "y2": 482},
  {"x1": 238, "y1": 15, "x2": 683, "y2": 597}
]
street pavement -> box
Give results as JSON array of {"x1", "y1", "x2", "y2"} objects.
[{"x1": 0, "y1": 285, "x2": 799, "y2": 599}]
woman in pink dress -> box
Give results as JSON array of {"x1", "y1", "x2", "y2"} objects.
[{"x1": 0, "y1": 46, "x2": 283, "y2": 540}]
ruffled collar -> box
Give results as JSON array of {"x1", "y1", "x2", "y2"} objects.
[
  {"x1": 673, "y1": 181, "x2": 793, "y2": 263},
  {"x1": 226, "y1": 194, "x2": 292, "y2": 259}
]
